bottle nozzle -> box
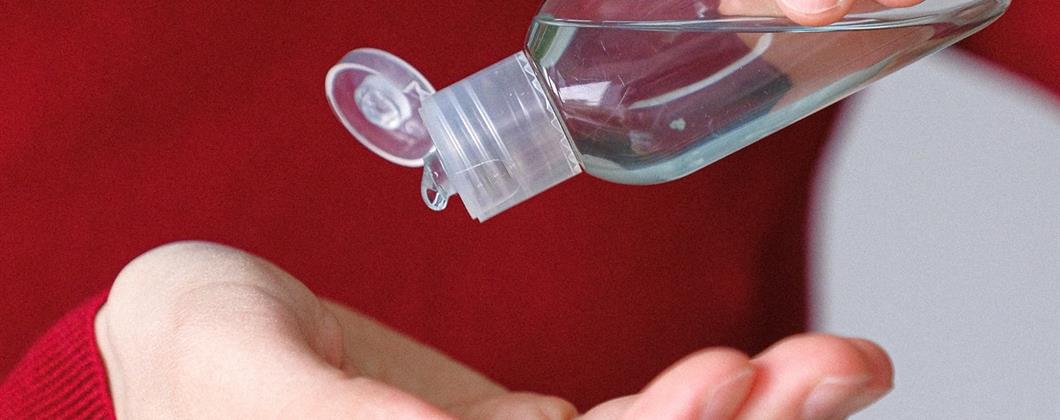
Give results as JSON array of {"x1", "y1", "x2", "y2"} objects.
[
  {"x1": 417, "y1": 52, "x2": 581, "y2": 221},
  {"x1": 327, "y1": 49, "x2": 581, "y2": 222}
]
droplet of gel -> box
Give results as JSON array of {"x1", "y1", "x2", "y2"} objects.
[{"x1": 421, "y1": 152, "x2": 452, "y2": 211}]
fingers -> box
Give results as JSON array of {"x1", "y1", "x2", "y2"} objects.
[
  {"x1": 872, "y1": 0, "x2": 923, "y2": 7},
  {"x1": 773, "y1": 0, "x2": 859, "y2": 26},
  {"x1": 718, "y1": 0, "x2": 785, "y2": 19},
  {"x1": 592, "y1": 334, "x2": 893, "y2": 420},
  {"x1": 617, "y1": 348, "x2": 755, "y2": 420},
  {"x1": 579, "y1": 395, "x2": 638, "y2": 420},
  {"x1": 720, "y1": 0, "x2": 924, "y2": 26},
  {"x1": 845, "y1": 338, "x2": 895, "y2": 398},
  {"x1": 735, "y1": 334, "x2": 894, "y2": 420}
]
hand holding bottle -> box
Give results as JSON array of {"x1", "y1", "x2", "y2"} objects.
[
  {"x1": 721, "y1": 0, "x2": 924, "y2": 25},
  {"x1": 538, "y1": 0, "x2": 924, "y2": 25}
]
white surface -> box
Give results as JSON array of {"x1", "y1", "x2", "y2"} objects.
[{"x1": 812, "y1": 49, "x2": 1060, "y2": 419}]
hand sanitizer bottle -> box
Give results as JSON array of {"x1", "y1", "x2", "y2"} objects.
[{"x1": 326, "y1": 0, "x2": 1008, "y2": 221}]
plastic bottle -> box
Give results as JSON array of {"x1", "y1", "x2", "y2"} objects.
[{"x1": 326, "y1": 0, "x2": 1009, "y2": 221}]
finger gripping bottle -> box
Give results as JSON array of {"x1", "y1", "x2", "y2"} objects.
[{"x1": 326, "y1": 0, "x2": 1009, "y2": 221}]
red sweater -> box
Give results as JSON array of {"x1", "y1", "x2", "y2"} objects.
[
  {"x1": 0, "y1": 294, "x2": 114, "y2": 419},
  {"x1": 1, "y1": 2, "x2": 1055, "y2": 418}
]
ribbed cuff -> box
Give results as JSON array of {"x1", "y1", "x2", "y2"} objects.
[{"x1": 0, "y1": 292, "x2": 116, "y2": 419}]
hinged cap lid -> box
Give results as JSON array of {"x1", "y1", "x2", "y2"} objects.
[{"x1": 325, "y1": 49, "x2": 436, "y2": 167}]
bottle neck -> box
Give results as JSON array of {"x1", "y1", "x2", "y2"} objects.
[{"x1": 418, "y1": 51, "x2": 581, "y2": 222}]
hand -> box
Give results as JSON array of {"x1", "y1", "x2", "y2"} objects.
[
  {"x1": 722, "y1": 0, "x2": 925, "y2": 26},
  {"x1": 96, "y1": 241, "x2": 893, "y2": 419}
]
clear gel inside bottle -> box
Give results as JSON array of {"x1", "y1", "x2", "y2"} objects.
[{"x1": 326, "y1": 0, "x2": 1009, "y2": 221}]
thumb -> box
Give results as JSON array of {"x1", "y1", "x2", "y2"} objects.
[{"x1": 97, "y1": 241, "x2": 452, "y2": 419}]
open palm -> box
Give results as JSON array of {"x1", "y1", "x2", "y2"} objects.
[{"x1": 96, "y1": 242, "x2": 891, "y2": 420}]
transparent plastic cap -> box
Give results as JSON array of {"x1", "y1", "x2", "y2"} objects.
[
  {"x1": 325, "y1": 49, "x2": 436, "y2": 167},
  {"x1": 326, "y1": 49, "x2": 581, "y2": 221},
  {"x1": 419, "y1": 52, "x2": 581, "y2": 221}
]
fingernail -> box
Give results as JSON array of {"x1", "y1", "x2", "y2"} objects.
[
  {"x1": 781, "y1": 0, "x2": 841, "y2": 14},
  {"x1": 700, "y1": 367, "x2": 755, "y2": 420},
  {"x1": 801, "y1": 375, "x2": 871, "y2": 420}
]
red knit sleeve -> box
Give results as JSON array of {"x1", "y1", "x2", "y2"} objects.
[{"x1": 0, "y1": 292, "x2": 116, "y2": 419}]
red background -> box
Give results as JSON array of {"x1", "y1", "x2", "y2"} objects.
[{"x1": 1, "y1": 0, "x2": 1055, "y2": 409}]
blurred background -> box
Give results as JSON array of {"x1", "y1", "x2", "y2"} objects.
[{"x1": 812, "y1": 49, "x2": 1060, "y2": 418}]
